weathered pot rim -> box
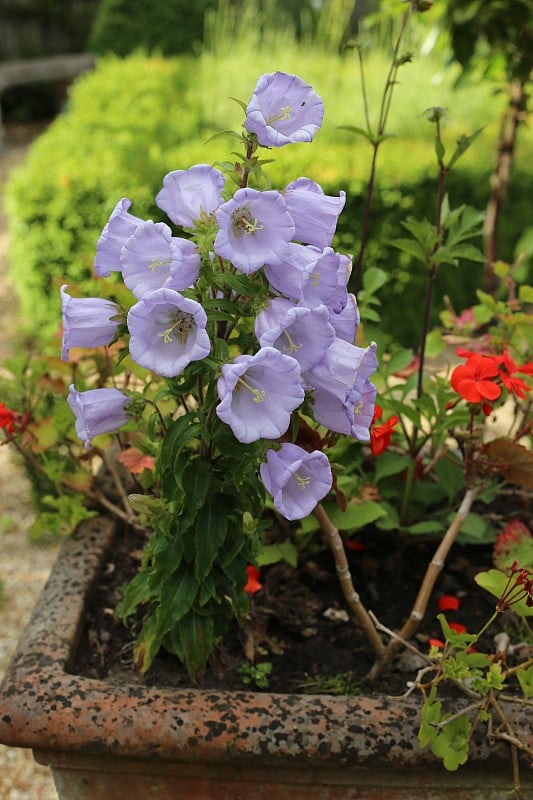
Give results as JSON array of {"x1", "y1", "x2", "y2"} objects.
[{"x1": 0, "y1": 517, "x2": 531, "y2": 772}]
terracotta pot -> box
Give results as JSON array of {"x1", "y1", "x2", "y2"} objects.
[{"x1": 0, "y1": 518, "x2": 531, "y2": 800}]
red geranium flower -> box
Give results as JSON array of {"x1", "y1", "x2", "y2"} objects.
[
  {"x1": 448, "y1": 622, "x2": 467, "y2": 635},
  {"x1": 428, "y1": 638, "x2": 445, "y2": 649},
  {"x1": 437, "y1": 594, "x2": 460, "y2": 612},
  {"x1": 450, "y1": 353, "x2": 501, "y2": 403},
  {"x1": 370, "y1": 406, "x2": 399, "y2": 456},
  {"x1": 244, "y1": 566, "x2": 262, "y2": 594},
  {"x1": 0, "y1": 403, "x2": 17, "y2": 435},
  {"x1": 494, "y1": 350, "x2": 532, "y2": 399}
]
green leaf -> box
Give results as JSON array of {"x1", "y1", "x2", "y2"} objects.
[
  {"x1": 431, "y1": 714, "x2": 471, "y2": 771},
  {"x1": 383, "y1": 348, "x2": 414, "y2": 376},
  {"x1": 475, "y1": 569, "x2": 533, "y2": 617},
  {"x1": 447, "y1": 127, "x2": 485, "y2": 170},
  {"x1": 516, "y1": 665, "x2": 533, "y2": 699},
  {"x1": 179, "y1": 458, "x2": 211, "y2": 528},
  {"x1": 361, "y1": 266, "x2": 387, "y2": 296},
  {"x1": 194, "y1": 497, "x2": 229, "y2": 582},
  {"x1": 374, "y1": 452, "x2": 411, "y2": 482},
  {"x1": 419, "y1": 689, "x2": 441, "y2": 748},
  {"x1": 434, "y1": 454, "x2": 464, "y2": 503},
  {"x1": 165, "y1": 609, "x2": 215, "y2": 682},
  {"x1": 256, "y1": 542, "x2": 298, "y2": 568},
  {"x1": 405, "y1": 520, "x2": 445, "y2": 535},
  {"x1": 391, "y1": 237, "x2": 427, "y2": 264},
  {"x1": 337, "y1": 124, "x2": 373, "y2": 143}
]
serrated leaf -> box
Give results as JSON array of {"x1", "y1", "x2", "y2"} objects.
[
  {"x1": 431, "y1": 714, "x2": 471, "y2": 771},
  {"x1": 391, "y1": 237, "x2": 427, "y2": 264},
  {"x1": 194, "y1": 497, "x2": 229, "y2": 581}
]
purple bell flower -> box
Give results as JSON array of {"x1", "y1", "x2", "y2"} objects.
[
  {"x1": 298, "y1": 247, "x2": 350, "y2": 314},
  {"x1": 156, "y1": 164, "x2": 226, "y2": 228},
  {"x1": 68, "y1": 385, "x2": 130, "y2": 449},
  {"x1": 244, "y1": 72, "x2": 324, "y2": 148},
  {"x1": 216, "y1": 347, "x2": 304, "y2": 443},
  {"x1": 264, "y1": 242, "x2": 322, "y2": 301},
  {"x1": 94, "y1": 198, "x2": 144, "y2": 277},
  {"x1": 127, "y1": 288, "x2": 210, "y2": 378},
  {"x1": 260, "y1": 443, "x2": 332, "y2": 520},
  {"x1": 120, "y1": 220, "x2": 200, "y2": 298},
  {"x1": 60, "y1": 286, "x2": 120, "y2": 361},
  {"x1": 214, "y1": 188, "x2": 294, "y2": 273},
  {"x1": 255, "y1": 297, "x2": 335, "y2": 372},
  {"x1": 284, "y1": 178, "x2": 346, "y2": 249},
  {"x1": 328, "y1": 293, "x2": 360, "y2": 344},
  {"x1": 305, "y1": 340, "x2": 378, "y2": 440}
]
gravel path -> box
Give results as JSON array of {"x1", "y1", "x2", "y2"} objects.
[{"x1": 0, "y1": 128, "x2": 59, "y2": 799}]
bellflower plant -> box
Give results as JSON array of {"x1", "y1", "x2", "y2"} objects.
[{"x1": 53, "y1": 70, "x2": 376, "y2": 681}]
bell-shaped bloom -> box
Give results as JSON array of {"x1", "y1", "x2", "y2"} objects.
[
  {"x1": 120, "y1": 220, "x2": 200, "y2": 298},
  {"x1": 68, "y1": 385, "x2": 130, "y2": 449},
  {"x1": 216, "y1": 347, "x2": 304, "y2": 443},
  {"x1": 284, "y1": 178, "x2": 346, "y2": 249},
  {"x1": 214, "y1": 188, "x2": 294, "y2": 273},
  {"x1": 328, "y1": 293, "x2": 360, "y2": 344},
  {"x1": 156, "y1": 164, "x2": 226, "y2": 228},
  {"x1": 260, "y1": 443, "x2": 332, "y2": 520},
  {"x1": 305, "y1": 340, "x2": 378, "y2": 439},
  {"x1": 244, "y1": 72, "x2": 324, "y2": 148},
  {"x1": 127, "y1": 288, "x2": 210, "y2": 378},
  {"x1": 94, "y1": 198, "x2": 144, "y2": 277},
  {"x1": 450, "y1": 354, "x2": 501, "y2": 403},
  {"x1": 299, "y1": 247, "x2": 350, "y2": 314},
  {"x1": 264, "y1": 242, "x2": 315, "y2": 300},
  {"x1": 255, "y1": 297, "x2": 335, "y2": 372},
  {"x1": 60, "y1": 285, "x2": 120, "y2": 361},
  {"x1": 305, "y1": 339, "x2": 377, "y2": 396}
]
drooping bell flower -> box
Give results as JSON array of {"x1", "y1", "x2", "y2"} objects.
[
  {"x1": 260, "y1": 443, "x2": 332, "y2": 520},
  {"x1": 127, "y1": 288, "x2": 210, "y2": 378},
  {"x1": 156, "y1": 164, "x2": 226, "y2": 228},
  {"x1": 244, "y1": 72, "x2": 324, "y2": 148},
  {"x1": 214, "y1": 188, "x2": 294, "y2": 273},
  {"x1": 255, "y1": 297, "x2": 335, "y2": 372},
  {"x1": 60, "y1": 285, "x2": 120, "y2": 361},
  {"x1": 298, "y1": 246, "x2": 350, "y2": 314},
  {"x1": 327, "y1": 293, "x2": 360, "y2": 344},
  {"x1": 308, "y1": 343, "x2": 378, "y2": 440},
  {"x1": 284, "y1": 178, "x2": 346, "y2": 249},
  {"x1": 94, "y1": 198, "x2": 144, "y2": 277},
  {"x1": 120, "y1": 221, "x2": 200, "y2": 298},
  {"x1": 67, "y1": 385, "x2": 130, "y2": 449},
  {"x1": 264, "y1": 242, "x2": 318, "y2": 301},
  {"x1": 216, "y1": 347, "x2": 304, "y2": 443}
]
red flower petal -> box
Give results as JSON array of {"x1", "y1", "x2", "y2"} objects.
[
  {"x1": 448, "y1": 622, "x2": 467, "y2": 634},
  {"x1": 428, "y1": 638, "x2": 445, "y2": 649},
  {"x1": 437, "y1": 594, "x2": 460, "y2": 612},
  {"x1": 244, "y1": 565, "x2": 262, "y2": 594}
]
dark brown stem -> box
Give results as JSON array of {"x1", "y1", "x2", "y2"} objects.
[
  {"x1": 313, "y1": 503, "x2": 385, "y2": 657},
  {"x1": 483, "y1": 78, "x2": 528, "y2": 293}
]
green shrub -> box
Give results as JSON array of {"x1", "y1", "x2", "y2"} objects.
[
  {"x1": 88, "y1": 0, "x2": 218, "y2": 56},
  {"x1": 7, "y1": 52, "x2": 532, "y2": 345}
]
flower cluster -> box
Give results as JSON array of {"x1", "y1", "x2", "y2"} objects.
[
  {"x1": 450, "y1": 347, "x2": 533, "y2": 410},
  {"x1": 61, "y1": 71, "x2": 376, "y2": 524}
]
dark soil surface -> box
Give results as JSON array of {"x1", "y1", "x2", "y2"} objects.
[{"x1": 73, "y1": 521, "x2": 528, "y2": 696}]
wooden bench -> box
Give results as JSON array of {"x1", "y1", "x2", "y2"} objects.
[{"x1": 0, "y1": 53, "x2": 95, "y2": 148}]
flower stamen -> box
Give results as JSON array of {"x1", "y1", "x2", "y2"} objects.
[
  {"x1": 237, "y1": 376, "x2": 266, "y2": 403},
  {"x1": 149, "y1": 258, "x2": 172, "y2": 272},
  {"x1": 159, "y1": 312, "x2": 193, "y2": 344},
  {"x1": 294, "y1": 472, "x2": 311, "y2": 489},
  {"x1": 266, "y1": 106, "x2": 292, "y2": 125},
  {"x1": 281, "y1": 330, "x2": 302, "y2": 355}
]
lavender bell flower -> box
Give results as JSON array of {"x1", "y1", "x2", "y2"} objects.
[
  {"x1": 264, "y1": 242, "x2": 320, "y2": 301},
  {"x1": 305, "y1": 340, "x2": 378, "y2": 440},
  {"x1": 214, "y1": 188, "x2": 294, "y2": 273},
  {"x1": 60, "y1": 286, "x2": 120, "y2": 361},
  {"x1": 120, "y1": 220, "x2": 200, "y2": 298},
  {"x1": 260, "y1": 443, "x2": 332, "y2": 520},
  {"x1": 255, "y1": 297, "x2": 335, "y2": 372},
  {"x1": 299, "y1": 247, "x2": 350, "y2": 314},
  {"x1": 94, "y1": 198, "x2": 144, "y2": 277},
  {"x1": 216, "y1": 347, "x2": 304, "y2": 443},
  {"x1": 244, "y1": 72, "x2": 324, "y2": 148},
  {"x1": 67, "y1": 385, "x2": 130, "y2": 449},
  {"x1": 156, "y1": 164, "x2": 226, "y2": 228},
  {"x1": 127, "y1": 288, "x2": 210, "y2": 378},
  {"x1": 328, "y1": 293, "x2": 360, "y2": 344},
  {"x1": 284, "y1": 178, "x2": 346, "y2": 249}
]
